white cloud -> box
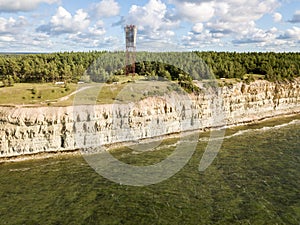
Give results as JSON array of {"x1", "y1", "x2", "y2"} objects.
[
  {"x1": 92, "y1": 0, "x2": 120, "y2": 18},
  {"x1": 34, "y1": 5, "x2": 111, "y2": 50},
  {"x1": 192, "y1": 23, "x2": 204, "y2": 33},
  {"x1": 289, "y1": 10, "x2": 300, "y2": 23},
  {"x1": 0, "y1": 16, "x2": 28, "y2": 34},
  {"x1": 281, "y1": 26, "x2": 300, "y2": 40},
  {"x1": 172, "y1": 1, "x2": 215, "y2": 23},
  {"x1": 0, "y1": 36, "x2": 15, "y2": 42},
  {"x1": 273, "y1": 12, "x2": 282, "y2": 23},
  {"x1": 217, "y1": 0, "x2": 279, "y2": 23},
  {"x1": 171, "y1": 0, "x2": 279, "y2": 23},
  {"x1": 21, "y1": 33, "x2": 54, "y2": 50},
  {"x1": 88, "y1": 20, "x2": 106, "y2": 36},
  {"x1": 68, "y1": 20, "x2": 106, "y2": 44},
  {"x1": 184, "y1": 19, "x2": 284, "y2": 49},
  {"x1": 270, "y1": 27, "x2": 278, "y2": 34},
  {"x1": 37, "y1": 7, "x2": 90, "y2": 35},
  {"x1": 0, "y1": 0, "x2": 59, "y2": 12},
  {"x1": 0, "y1": 0, "x2": 298, "y2": 52},
  {"x1": 127, "y1": 0, "x2": 167, "y2": 30},
  {"x1": 206, "y1": 20, "x2": 234, "y2": 34},
  {"x1": 233, "y1": 27, "x2": 278, "y2": 45},
  {"x1": 126, "y1": 0, "x2": 179, "y2": 41},
  {"x1": 182, "y1": 29, "x2": 223, "y2": 49},
  {"x1": 0, "y1": 15, "x2": 55, "y2": 51},
  {"x1": 175, "y1": 0, "x2": 282, "y2": 49},
  {"x1": 68, "y1": 34, "x2": 120, "y2": 50}
]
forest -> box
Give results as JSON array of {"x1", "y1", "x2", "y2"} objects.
[{"x1": 0, "y1": 51, "x2": 299, "y2": 89}]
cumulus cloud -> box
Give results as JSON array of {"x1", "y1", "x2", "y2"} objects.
[
  {"x1": 0, "y1": 0, "x2": 59, "y2": 13},
  {"x1": 88, "y1": 20, "x2": 106, "y2": 36},
  {"x1": 125, "y1": 0, "x2": 179, "y2": 41},
  {"x1": 233, "y1": 27, "x2": 278, "y2": 45},
  {"x1": 171, "y1": 0, "x2": 279, "y2": 23},
  {"x1": 91, "y1": 0, "x2": 120, "y2": 18},
  {"x1": 1, "y1": 0, "x2": 298, "y2": 52},
  {"x1": 289, "y1": 10, "x2": 300, "y2": 23},
  {"x1": 171, "y1": 0, "x2": 215, "y2": 23},
  {"x1": 68, "y1": 20, "x2": 106, "y2": 44},
  {"x1": 0, "y1": 15, "x2": 54, "y2": 51},
  {"x1": 206, "y1": 20, "x2": 235, "y2": 35},
  {"x1": 68, "y1": 34, "x2": 120, "y2": 49},
  {"x1": 0, "y1": 36, "x2": 15, "y2": 42},
  {"x1": 174, "y1": 0, "x2": 281, "y2": 48},
  {"x1": 182, "y1": 30, "x2": 223, "y2": 48},
  {"x1": 34, "y1": 4, "x2": 113, "y2": 49},
  {"x1": 273, "y1": 12, "x2": 282, "y2": 23},
  {"x1": 37, "y1": 7, "x2": 90, "y2": 35},
  {"x1": 279, "y1": 26, "x2": 300, "y2": 40},
  {"x1": 127, "y1": 0, "x2": 167, "y2": 29},
  {"x1": 0, "y1": 16, "x2": 28, "y2": 34},
  {"x1": 225, "y1": 0, "x2": 279, "y2": 22},
  {"x1": 192, "y1": 23, "x2": 204, "y2": 33}
]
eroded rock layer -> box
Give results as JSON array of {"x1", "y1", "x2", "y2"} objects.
[{"x1": 0, "y1": 79, "x2": 299, "y2": 158}]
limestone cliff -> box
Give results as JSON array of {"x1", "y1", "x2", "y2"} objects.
[{"x1": 0, "y1": 79, "x2": 299, "y2": 158}]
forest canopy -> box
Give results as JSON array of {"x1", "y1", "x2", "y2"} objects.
[{"x1": 0, "y1": 51, "x2": 299, "y2": 87}]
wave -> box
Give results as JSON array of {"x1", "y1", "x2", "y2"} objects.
[
  {"x1": 131, "y1": 142, "x2": 178, "y2": 154},
  {"x1": 9, "y1": 167, "x2": 31, "y2": 172},
  {"x1": 199, "y1": 119, "x2": 300, "y2": 142},
  {"x1": 128, "y1": 119, "x2": 300, "y2": 153}
]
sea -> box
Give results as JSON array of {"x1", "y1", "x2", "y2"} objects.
[{"x1": 0, "y1": 114, "x2": 299, "y2": 225}]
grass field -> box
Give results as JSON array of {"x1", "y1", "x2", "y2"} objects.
[
  {"x1": 0, "y1": 78, "x2": 179, "y2": 107},
  {"x1": 0, "y1": 83, "x2": 77, "y2": 106},
  {"x1": 73, "y1": 80, "x2": 179, "y2": 106},
  {"x1": 216, "y1": 74, "x2": 265, "y2": 86},
  {"x1": 0, "y1": 74, "x2": 263, "y2": 107}
]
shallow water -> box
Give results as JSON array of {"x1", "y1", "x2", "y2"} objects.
[{"x1": 0, "y1": 115, "x2": 299, "y2": 224}]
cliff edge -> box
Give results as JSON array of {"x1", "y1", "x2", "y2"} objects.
[{"x1": 0, "y1": 79, "x2": 299, "y2": 158}]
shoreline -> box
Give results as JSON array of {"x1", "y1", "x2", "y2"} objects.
[{"x1": 1, "y1": 110, "x2": 299, "y2": 164}]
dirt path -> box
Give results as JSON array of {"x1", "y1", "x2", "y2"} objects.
[{"x1": 57, "y1": 86, "x2": 92, "y2": 102}]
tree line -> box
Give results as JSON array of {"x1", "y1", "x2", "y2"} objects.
[
  {"x1": 196, "y1": 51, "x2": 300, "y2": 81},
  {"x1": 0, "y1": 51, "x2": 105, "y2": 85},
  {"x1": 0, "y1": 51, "x2": 299, "y2": 87}
]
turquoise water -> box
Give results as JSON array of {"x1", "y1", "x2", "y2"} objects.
[{"x1": 0, "y1": 115, "x2": 299, "y2": 224}]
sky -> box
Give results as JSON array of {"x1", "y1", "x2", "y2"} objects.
[{"x1": 0, "y1": 0, "x2": 299, "y2": 52}]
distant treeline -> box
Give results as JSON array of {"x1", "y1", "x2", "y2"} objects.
[
  {"x1": 0, "y1": 51, "x2": 105, "y2": 85},
  {"x1": 0, "y1": 51, "x2": 299, "y2": 86},
  {"x1": 196, "y1": 51, "x2": 300, "y2": 81}
]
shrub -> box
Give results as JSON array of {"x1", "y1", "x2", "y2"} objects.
[
  {"x1": 31, "y1": 87, "x2": 37, "y2": 95},
  {"x1": 2, "y1": 75, "x2": 14, "y2": 87},
  {"x1": 64, "y1": 84, "x2": 70, "y2": 92},
  {"x1": 106, "y1": 76, "x2": 120, "y2": 84}
]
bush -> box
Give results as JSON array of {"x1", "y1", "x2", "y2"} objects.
[
  {"x1": 31, "y1": 87, "x2": 37, "y2": 95},
  {"x1": 64, "y1": 84, "x2": 70, "y2": 92},
  {"x1": 245, "y1": 75, "x2": 255, "y2": 84},
  {"x1": 80, "y1": 75, "x2": 91, "y2": 83},
  {"x1": 8, "y1": 76, "x2": 14, "y2": 86},
  {"x1": 2, "y1": 75, "x2": 14, "y2": 87},
  {"x1": 106, "y1": 76, "x2": 120, "y2": 84}
]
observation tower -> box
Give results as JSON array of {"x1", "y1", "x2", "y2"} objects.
[{"x1": 124, "y1": 25, "x2": 137, "y2": 76}]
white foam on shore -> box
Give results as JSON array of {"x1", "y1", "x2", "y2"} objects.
[{"x1": 199, "y1": 119, "x2": 300, "y2": 142}]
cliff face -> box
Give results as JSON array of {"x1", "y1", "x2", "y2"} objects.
[{"x1": 0, "y1": 79, "x2": 300, "y2": 158}]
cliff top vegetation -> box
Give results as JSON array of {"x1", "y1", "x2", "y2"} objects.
[{"x1": 0, "y1": 51, "x2": 299, "y2": 106}]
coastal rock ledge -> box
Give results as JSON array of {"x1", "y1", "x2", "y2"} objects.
[{"x1": 0, "y1": 79, "x2": 300, "y2": 158}]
